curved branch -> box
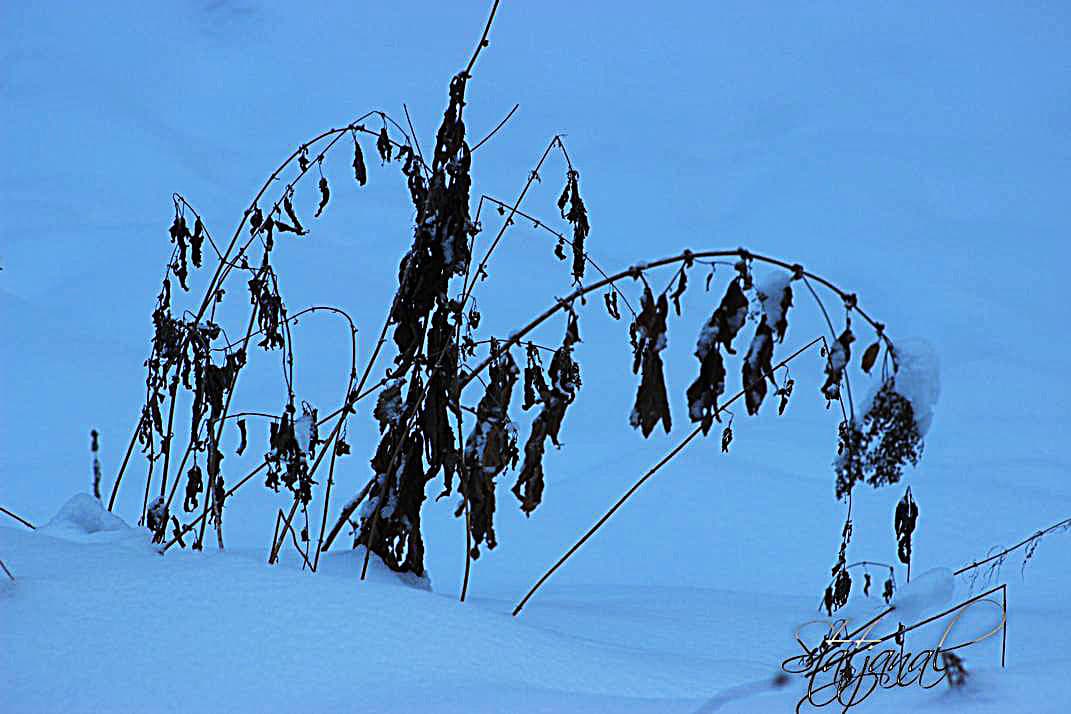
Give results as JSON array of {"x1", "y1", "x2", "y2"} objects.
[
  {"x1": 461, "y1": 249, "x2": 892, "y2": 393},
  {"x1": 463, "y1": 0, "x2": 502, "y2": 78}
]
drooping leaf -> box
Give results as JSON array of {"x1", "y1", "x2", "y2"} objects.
[
  {"x1": 629, "y1": 288, "x2": 671, "y2": 437},
  {"x1": 314, "y1": 176, "x2": 330, "y2": 218},
  {"x1": 670, "y1": 266, "x2": 689, "y2": 316},
  {"x1": 559, "y1": 171, "x2": 589, "y2": 281},
  {"x1": 184, "y1": 465, "x2": 203, "y2": 513},
  {"x1": 513, "y1": 338, "x2": 581, "y2": 514},
  {"x1": 377, "y1": 127, "x2": 392, "y2": 163},
  {"x1": 283, "y1": 193, "x2": 306, "y2": 235},
  {"x1": 235, "y1": 418, "x2": 247, "y2": 456},
  {"x1": 895, "y1": 486, "x2": 918, "y2": 566},
  {"x1": 821, "y1": 326, "x2": 855, "y2": 401},
  {"x1": 458, "y1": 346, "x2": 519, "y2": 555},
  {"x1": 275, "y1": 219, "x2": 303, "y2": 235},
  {"x1": 249, "y1": 207, "x2": 263, "y2": 234},
  {"x1": 861, "y1": 340, "x2": 880, "y2": 374},
  {"x1": 686, "y1": 343, "x2": 725, "y2": 431},
  {"x1": 742, "y1": 319, "x2": 775, "y2": 415},
  {"x1": 604, "y1": 289, "x2": 620, "y2": 320},
  {"x1": 352, "y1": 134, "x2": 368, "y2": 186},
  {"x1": 191, "y1": 216, "x2": 204, "y2": 268},
  {"x1": 757, "y1": 275, "x2": 794, "y2": 343},
  {"x1": 777, "y1": 378, "x2": 795, "y2": 416},
  {"x1": 697, "y1": 278, "x2": 749, "y2": 357}
]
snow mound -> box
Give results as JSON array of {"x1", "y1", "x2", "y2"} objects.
[
  {"x1": 891, "y1": 338, "x2": 941, "y2": 435},
  {"x1": 40, "y1": 494, "x2": 131, "y2": 541},
  {"x1": 315, "y1": 546, "x2": 432, "y2": 591},
  {"x1": 891, "y1": 567, "x2": 955, "y2": 621}
]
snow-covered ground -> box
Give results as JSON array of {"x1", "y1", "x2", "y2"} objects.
[{"x1": 3, "y1": 2, "x2": 1069, "y2": 712}]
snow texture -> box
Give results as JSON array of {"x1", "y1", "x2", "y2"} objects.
[
  {"x1": 891, "y1": 338, "x2": 941, "y2": 436},
  {"x1": 756, "y1": 270, "x2": 793, "y2": 332},
  {"x1": 2, "y1": 1, "x2": 1069, "y2": 712},
  {"x1": 40, "y1": 493, "x2": 130, "y2": 540}
]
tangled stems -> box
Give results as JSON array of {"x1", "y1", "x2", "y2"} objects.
[{"x1": 109, "y1": 111, "x2": 420, "y2": 513}]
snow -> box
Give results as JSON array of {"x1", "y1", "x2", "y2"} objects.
[
  {"x1": 756, "y1": 271, "x2": 793, "y2": 332},
  {"x1": 3, "y1": 1, "x2": 1070, "y2": 712},
  {"x1": 890, "y1": 566, "x2": 956, "y2": 621},
  {"x1": 890, "y1": 338, "x2": 941, "y2": 436},
  {"x1": 40, "y1": 493, "x2": 129, "y2": 541},
  {"x1": 3, "y1": 517, "x2": 1070, "y2": 713},
  {"x1": 294, "y1": 411, "x2": 315, "y2": 454}
]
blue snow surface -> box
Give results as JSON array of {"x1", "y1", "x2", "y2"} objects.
[{"x1": 2, "y1": 2, "x2": 1069, "y2": 712}]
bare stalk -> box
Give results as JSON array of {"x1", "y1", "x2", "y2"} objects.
[
  {"x1": 512, "y1": 335, "x2": 825, "y2": 616},
  {"x1": 0, "y1": 506, "x2": 35, "y2": 530}
]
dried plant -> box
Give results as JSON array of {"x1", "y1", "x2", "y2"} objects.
[{"x1": 100, "y1": 1, "x2": 935, "y2": 615}]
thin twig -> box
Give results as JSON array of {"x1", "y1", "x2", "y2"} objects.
[
  {"x1": 954, "y1": 516, "x2": 1071, "y2": 576},
  {"x1": 463, "y1": 0, "x2": 502, "y2": 78},
  {"x1": 472, "y1": 103, "x2": 519, "y2": 152},
  {"x1": 0, "y1": 506, "x2": 35, "y2": 530}
]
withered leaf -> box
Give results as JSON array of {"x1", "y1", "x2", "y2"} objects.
[
  {"x1": 861, "y1": 340, "x2": 880, "y2": 374},
  {"x1": 283, "y1": 193, "x2": 306, "y2": 235},
  {"x1": 698, "y1": 278, "x2": 749, "y2": 357},
  {"x1": 686, "y1": 343, "x2": 725, "y2": 431},
  {"x1": 604, "y1": 289, "x2": 620, "y2": 320},
  {"x1": 275, "y1": 219, "x2": 303, "y2": 235},
  {"x1": 377, "y1": 127, "x2": 392, "y2": 163},
  {"x1": 191, "y1": 217, "x2": 204, "y2": 268},
  {"x1": 742, "y1": 319, "x2": 775, "y2": 415},
  {"x1": 777, "y1": 378, "x2": 795, "y2": 416},
  {"x1": 314, "y1": 176, "x2": 330, "y2": 218},
  {"x1": 235, "y1": 418, "x2": 247, "y2": 456},
  {"x1": 629, "y1": 288, "x2": 672, "y2": 437},
  {"x1": 670, "y1": 268, "x2": 688, "y2": 316},
  {"x1": 821, "y1": 326, "x2": 855, "y2": 401},
  {"x1": 564, "y1": 311, "x2": 581, "y2": 347},
  {"x1": 352, "y1": 134, "x2": 367, "y2": 186},
  {"x1": 249, "y1": 207, "x2": 263, "y2": 234},
  {"x1": 721, "y1": 424, "x2": 733, "y2": 452},
  {"x1": 513, "y1": 339, "x2": 581, "y2": 514}
]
